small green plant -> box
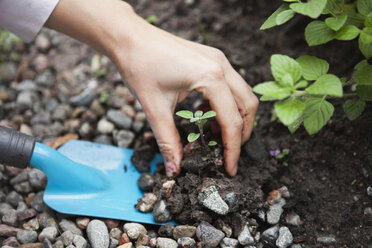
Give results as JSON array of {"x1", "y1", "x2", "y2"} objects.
[
  {"x1": 146, "y1": 15, "x2": 158, "y2": 24},
  {"x1": 176, "y1": 110, "x2": 217, "y2": 147}
]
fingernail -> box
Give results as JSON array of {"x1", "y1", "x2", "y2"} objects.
[{"x1": 165, "y1": 161, "x2": 177, "y2": 178}]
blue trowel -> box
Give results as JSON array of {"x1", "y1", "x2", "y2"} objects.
[{"x1": 0, "y1": 125, "x2": 165, "y2": 225}]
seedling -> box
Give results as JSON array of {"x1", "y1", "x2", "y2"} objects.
[{"x1": 176, "y1": 110, "x2": 217, "y2": 147}]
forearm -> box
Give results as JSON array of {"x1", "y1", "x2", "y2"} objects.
[{"x1": 45, "y1": 0, "x2": 137, "y2": 59}]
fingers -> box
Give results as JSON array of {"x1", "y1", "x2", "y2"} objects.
[
  {"x1": 140, "y1": 96, "x2": 183, "y2": 178},
  {"x1": 193, "y1": 71, "x2": 243, "y2": 177}
]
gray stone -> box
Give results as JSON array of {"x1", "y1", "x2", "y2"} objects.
[
  {"x1": 79, "y1": 122, "x2": 92, "y2": 137},
  {"x1": 221, "y1": 237, "x2": 239, "y2": 248},
  {"x1": 132, "y1": 121, "x2": 145, "y2": 133},
  {"x1": 53, "y1": 240, "x2": 65, "y2": 248},
  {"x1": 28, "y1": 168, "x2": 47, "y2": 189},
  {"x1": 9, "y1": 168, "x2": 28, "y2": 185},
  {"x1": 6, "y1": 190, "x2": 23, "y2": 207},
  {"x1": 35, "y1": 33, "x2": 51, "y2": 51},
  {"x1": 66, "y1": 245, "x2": 76, "y2": 248},
  {"x1": 137, "y1": 173, "x2": 155, "y2": 191},
  {"x1": 16, "y1": 202, "x2": 28, "y2": 213},
  {"x1": 285, "y1": 212, "x2": 302, "y2": 226},
  {"x1": 238, "y1": 225, "x2": 254, "y2": 246},
  {"x1": 196, "y1": 221, "x2": 225, "y2": 247},
  {"x1": 23, "y1": 218, "x2": 40, "y2": 231},
  {"x1": 109, "y1": 227, "x2": 122, "y2": 240},
  {"x1": 61, "y1": 230, "x2": 74, "y2": 246},
  {"x1": 123, "y1": 223, "x2": 147, "y2": 240},
  {"x1": 316, "y1": 235, "x2": 336, "y2": 245},
  {"x1": 2, "y1": 209, "x2": 18, "y2": 226},
  {"x1": 107, "y1": 109, "x2": 133, "y2": 129},
  {"x1": 113, "y1": 130, "x2": 135, "y2": 148},
  {"x1": 19, "y1": 124, "x2": 33, "y2": 136},
  {"x1": 73, "y1": 234, "x2": 87, "y2": 248},
  {"x1": 364, "y1": 207, "x2": 372, "y2": 216},
  {"x1": 109, "y1": 237, "x2": 119, "y2": 248},
  {"x1": 38, "y1": 226, "x2": 58, "y2": 242},
  {"x1": 173, "y1": 225, "x2": 196, "y2": 240},
  {"x1": 44, "y1": 238, "x2": 53, "y2": 248},
  {"x1": 15, "y1": 80, "x2": 37, "y2": 91},
  {"x1": 0, "y1": 203, "x2": 14, "y2": 217},
  {"x1": 0, "y1": 191, "x2": 6, "y2": 201},
  {"x1": 93, "y1": 135, "x2": 113, "y2": 145},
  {"x1": 291, "y1": 244, "x2": 302, "y2": 248},
  {"x1": 13, "y1": 181, "x2": 33, "y2": 193},
  {"x1": 0, "y1": 62, "x2": 17, "y2": 84},
  {"x1": 158, "y1": 224, "x2": 174, "y2": 238},
  {"x1": 59, "y1": 219, "x2": 83, "y2": 236},
  {"x1": 152, "y1": 200, "x2": 172, "y2": 223},
  {"x1": 261, "y1": 225, "x2": 279, "y2": 245},
  {"x1": 87, "y1": 219, "x2": 109, "y2": 248},
  {"x1": 276, "y1": 227, "x2": 293, "y2": 248},
  {"x1": 97, "y1": 119, "x2": 115, "y2": 134},
  {"x1": 52, "y1": 104, "x2": 71, "y2": 120},
  {"x1": 198, "y1": 185, "x2": 229, "y2": 215},
  {"x1": 278, "y1": 186, "x2": 291, "y2": 198},
  {"x1": 156, "y1": 237, "x2": 178, "y2": 248},
  {"x1": 30, "y1": 191, "x2": 44, "y2": 212},
  {"x1": 35, "y1": 69, "x2": 54, "y2": 87},
  {"x1": 2, "y1": 236, "x2": 19, "y2": 247},
  {"x1": 367, "y1": 186, "x2": 372, "y2": 196},
  {"x1": 38, "y1": 213, "x2": 57, "y2": 229},
  {"x1": 0, "y1": 224, "x2": 21, "y2": 237},
  {"x1": 17, "y1": 90, "x2": 38, "y2": 110},
  {"x1": 70, "y1": 90, "x2": 94, "y2": 107},
  {"x1": 225, "y1": 192, "x2": 238, "y2": 211},
  {"x1": 267, "y1": 198, "x2": 286, "y2": 224},
  {"x1": 177, "y1": 237, "x2": 196, "y2": 247},
  {"x1": 17, "y1": 229, "x2": 38, "y2": 243},
  {"x1": 243, "y1": 132, "x2": 268, "y2": 161}
]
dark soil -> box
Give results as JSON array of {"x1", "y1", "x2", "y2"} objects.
[{"x1": 128, "y1": 0, "x2": 372, "y2": 247}]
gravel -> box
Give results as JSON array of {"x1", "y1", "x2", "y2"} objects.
[
  {"x1": 267, "y1": 198, "x2": 286, "y2": 225},
  {"x1": 107, "y1": 109, "x2": 133, "y2": 129},
  {"x1": 316, "y1": 235, "x2": 336, "y2": 245},
  {"x1": 198, "y1": 185, "x2": 229, "y2": 215},
  {"x1": 113, "y1": 129, "x2": 135, "y2": 148},
  {"x1": 152, "y1": 200, "x2": 172, "y2": 223},
  {"x1": 276, "y1": 227, "x2": 293, "y2": 248},
  {"x1": 156, "y1": 237, "x2": 178, "y2": 248},
  {"x1": 261, "y1": 225, "x2": 279, "y2": 245},
  {"x1": 237, "y1": 224, "x2": 255, "y2": 246},
  {"x1": 87, "y1": 219, "x2": 109, "y2": 248},
  {"x1": 59, "y1": 219, "x2": 83, "y2": 236},
  {"x1": 123, "y1": 223, "x2": 147, "y2": 240},
  {"x1": 17, "y1": 230, "x2": 38, "y2": 244},
  {"x1": 177, "y1": 237, "x2": 196, "y2": 247},
  {"x1": 172, "y1": 225, "x2": 196, "y2": 240},
  {"x1": 220, "y1": 237, "x2": 239, "y2": 248},
  {"x1": 196, "y1": 221, "x2": 225, "y2": 247},
  {"x1": 38, "y1": 226, "x2": 58, "y2": 242}
]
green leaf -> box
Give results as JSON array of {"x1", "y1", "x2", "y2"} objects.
[
  {"x1": 200, "y1": 119, "x2": 207, "y2": 129},
  {"x1": 202, "y1": 110, "x2": 216, "y2": 119},
  {"x1": 295, "y1": 80, "x2": 309, "y2": 89},
  {"x1": 274, "y1": 99, "x2": 306, "y2": 126},
  {"x1": 335, "y1": 25, "x2": 360, "y2": 40},
  {"x1": 253, "y1": 81, "x2": 292, "y2": 100},
  {"x1": 354, "y1": 59, "x2": 369, "y2": 71},
  {"x1": 296, "y1": 55, "x2": 329, "y2": 80},
  {"x1": 271, "y1": 54, "x2": 302, "y2": 84},
  {"x1": 325, "y1": 13, "x2": 348, "y2": 31},
  {"x1": 176, "y1": 110, "x2": 194, "y2": 119},
  {"x1": 303, "y1": 97, "x2": 334, "y2": 135},
  {"x1": 305, "y1": 21, "x2": 335, "y2": 46},
  {"x1": 190, "y1": 117, "x2": 197, "y2": 123},
  {"x1": 354, "y1": 64, "x2": 372, "y2": 85},
  {"x1": 357, "y1": 84, "x2": 372, "y2": 100},
  {"x1": 261, "y1": 4, "x2": 290, "y2": 30},
  {"x1": 146, "y1": 15, "x2": 158, "y2": 24},
  {"x1": 279, "y1": 73, "x2": 295, "y2": 87},
  {"x1": 187, "y1": 133, "x2": 200, "y2": 142},
  {"x1": 343, "y1": 99, "x2": 366, "y2": 120},
  {"x1": 359, "y1": 35, "x2": 372, "y2": 58},
  {"x1": 208, "y1": 141, "x2": 217, "y2": 146},
  {"x1": 288, "y1": 115, "x2": 303, "y2": 133},
  {"x1": 195, "y1": 110, "x2": 203, "y2": 118},
  {"x1": 282, "y1": 0, "x2": 298, "y2": 2},
  {"x1": 290, "y1": 0, "x2": 327, "y2": 18},
  {"x1": 305, "y1": 74, "x2": 343, "y2": 97},
  {"x1": 357, "y1": 0, "x2": 372, "y2": 16},
  {"x1": 360, "y1": 27, "x2": 372, "y2": 43},
  {"x1": 276, "y1": 10, "x2": 295, "y2": 25},
  {"x1": 365, "y1": 12, "x2": 372, "y2": 27}
]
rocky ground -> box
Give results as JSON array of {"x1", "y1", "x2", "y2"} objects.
[{"x1": 0, "y1": 0, "x2": 371, "y2": 248}]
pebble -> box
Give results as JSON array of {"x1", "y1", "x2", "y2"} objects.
[
  {"x1": 79, "y1": 122, "x2": 92, "y2": 137},
  {"x1": 107, "y1": 110, "x2": 133, "y2": 129},
  {"x1": 152, "y1": 200, "x2": 172, "y2": 223},
  {"x1": 158, "y1": 224, "x2": 174, "y2": 238},
  {"x1": 198, "y1": 185, "x2": 229, "y2": 215},
  {"x1": 6, "y1": 191, "x2": 23, "y2": 207},
  {"x1": 35, "y1": 69, "x2": 54, "y2": 87},
  {"x1": 123, "y1": 223, "x2": 147, "y2": 240},
  {"x1": 0, "y1": 62, "x2": 17, "y2": 84},
  {"x1": 156, "y1": 237, "x2": 178, "y2": 248},
  {"x1": 17, "y1": 230, "x2": 38, "y2": 244},
  {"x1": 224, "y1": 192, "x2": 238, "y2": 210},
  {"x1": 367, "y1": 186, "x2": 372, "y2": 196},
  {"x1": 364, "y1": 207, "x2": 372, "y2": 216},
  {"x1": 137, "y1": 173, "x2": 155, "y2": 191},
  {"x1": 73, "y1": 234, "x2": 87, "y2": 248},
  {"x1": 104, "y1": 219, "x2": 119, "y2": 229},
  {"x1": 54, "y1": 240, "x2": 64, "y2": 248},
  {"x1": 94, "y1": 135, "x2": 113, "y2": 145},
  {"x1": 136, "y1": 234, "x2": 150, "y2": 247},
  {"x1": 109, "y1": 228, "x2": 122, "y2": 240},
  {"x1": 2, "y1": 209, "x2": 18, "y2": 226},
  {"x1": 291, "y1": 244, "x2": 302, "y2": 248},
  {"x1": 53, "y1": 104, "x2": 71, "y2": 120},
  {"x1": 90, "y1": 99, "x2": 105, "y2": 116},
  {"x1": 120, "y1": 233, "x2": 131, "y2": 245},
  {"x1": 35, "y1": 33, "x2": 51, "y2": 51},
  {"x1": 136, "y1": 193, "x2": 158, "y2": 213},
  {"x1": 9, "y1": 168, "x2": 29, "y2": 185},
  {"x1": 118, "y1": 243, "x2": 133, "y2": 248},
  {"x1": 15, "y1": 80, "x2": 37, "y2": 91},
  {"x1": 0, "y1": 203, "x2": 14, "y2": 217},
  {"x1": 17, "y1": 91, "x2": 38, "y2": 110},
  {"x1": 2, "y1": 236, "x2": 19, "y2": 247},
  {"x1": 243, "y1": 132, "x2": 268, "y2": 161},
  {"x1": 43, "y1": 238, "x2": 53, "y2": 248},
  {"x1": 237, "y1": 225, "x2": 254, "y2": 246},
  {"x1": 14, "y1": 181, "x2": 33, "y2": 193},
  {"x1": 30, "y1": 191, "x2": 44, "y2": 212},
  {"x1": 109, "y1": 237, "x2": 119, "y2": 248},
  {"x1": 97, "y1": 119, "x2": 115, "y2": 134},
  {"x1": 220, "y1": 237, "x2": 239, "y2": 248},
  {"x1": 87, "y1": 219, "x2": 109, "y2": 248},
  {"x1": 285, "y1": 212, "x2": 302, "y2": 226},
  {"x1": 0, "y1": 224, "x2": 21, "y2": 237},
  {"x1": 23, "y1": 218, "x2": 39, "y2": 231},
  {"x1": 17, "y1": 208, "x2": 37, "y2": 222},
  {"x1": 38, "y1": 213, "x2": 57, "y2": 229},
  {"x1": 20, "y1": 124, "x2": 33, "y2": 136},
  {"x1": 70, "y1": 90, "x2": 94, "y2": 107},
  {"x1": 261, "y1": 225, "x2": 279, "y2": 245},
  {"x1": 278, "y1": 186, "x2": 291, "y2": 198},
  {"x1": 114, "y1": 129, "x2": 135, "y2": 148},
  {"x1": 38, "y1": 227, "x2": 58, "y2": 242},
  {"x1": 267, "y1": 198, "x2": 286, "y2": 224},
  {"x1": 316, "y1": 235, "x2": 336, "y2": 245},
  {"x1": 76, "y1": 217, "x2": 90, "y2": 230},
  {"x1": 173, "y1": 225, "x2": 196, "y2": 240},
  {"x1": 61, "y1": 230, "x2": 74, "y2": 246},
  {"x1": 177, "y1": 237, "x2": 196, "y2": 247},
  {"x1": 196, "y1": 221, "x2": 225, "y2": 247},
  {"x1": 276, "y1": 227, "x2": 293, "y2": 248},
  {"x1": 59, "y1": 219, "x2": 83, "y2": 236}
]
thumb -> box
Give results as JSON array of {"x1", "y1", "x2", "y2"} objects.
[{"x1": 142, "y1": 100, "x2": 183, "y2": 178}]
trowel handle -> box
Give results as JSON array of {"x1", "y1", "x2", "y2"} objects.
[{"x1": 0, "y1": 125, "x2": 35, "y2": 169}]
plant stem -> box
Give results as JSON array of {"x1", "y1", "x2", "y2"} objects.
[
  {"x1": 343, "y1": 93, "x2": 358, "y2": 97},
  {"x1": 197, "y1": 121, "x2": 206, "y2": 147}
]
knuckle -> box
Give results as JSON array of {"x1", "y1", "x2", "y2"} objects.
[
  {"x1": 201, "y1": 63, "x2": 225, "y2": 82},
  {"x1": 209, "y1": 48, "x2": 227, "y2": 62}
]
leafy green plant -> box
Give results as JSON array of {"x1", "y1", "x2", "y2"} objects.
[
  {"x1": 176, "y1": 110, "x2": 217, "y2": 147},
  {"x1": 256, "y1": 0, "x2": 372, "y2": 134}
]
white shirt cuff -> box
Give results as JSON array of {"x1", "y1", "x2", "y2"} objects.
[{"x1": 0, "y1": 0, "x2": 59, "y2": 42}]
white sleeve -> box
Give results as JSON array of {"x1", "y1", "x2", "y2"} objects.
[{"x1": 0, "y1": 0, "x2": 59, "y2": 42}]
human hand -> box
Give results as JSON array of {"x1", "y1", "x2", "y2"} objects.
[{"x1": 45, "y1": 0, "x2": 258, "y2": 177}]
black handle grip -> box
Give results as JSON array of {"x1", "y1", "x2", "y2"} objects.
[{"x1": 0, "y1": 126, "x2": 35, "y2": 168}]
